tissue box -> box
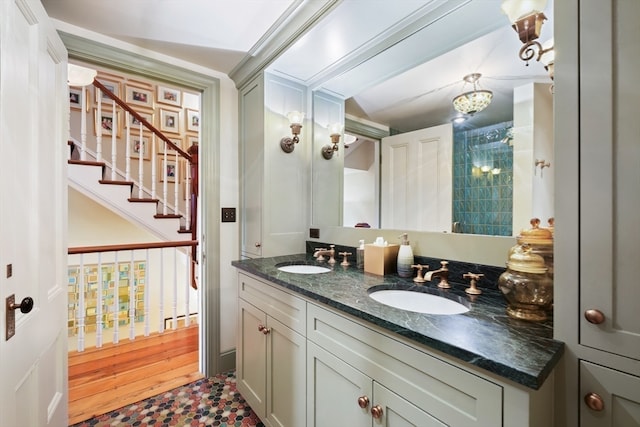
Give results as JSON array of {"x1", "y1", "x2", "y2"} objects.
[{"x1": 364, "y1": 244, "x2": 399, "y2": 276}]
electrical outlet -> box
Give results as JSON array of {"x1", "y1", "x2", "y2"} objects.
[
  {"x1": 221, "y1": 207, "x2": 236, "y2": 223},
  {"x1": 310, "y1": 228, "x2": 320, "y2": 239}
]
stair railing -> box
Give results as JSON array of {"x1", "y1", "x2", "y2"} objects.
[
  {"x1": 73, "y1": 79, "x2": 199, "y2": 288},
  {"x1": 68, "y1": 240, "x2": 198, "y2": 352}
]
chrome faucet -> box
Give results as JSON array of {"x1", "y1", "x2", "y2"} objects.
[
  {"x1": 424, "y1": 261, "x2": 450, "y2": 289},
  {"x1": 314, "y1": 244, "x2": 336, "y2": 264}
]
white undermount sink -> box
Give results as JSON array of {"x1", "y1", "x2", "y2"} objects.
[
  {"x1": 277, "y1": 265, "x2": 331, "y2": 274},
  {"x1": 369, "y1": 289, "x2": 469, "y2": 315}
]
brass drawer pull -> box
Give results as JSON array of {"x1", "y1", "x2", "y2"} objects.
[
  {"x1": 584, "y1": 392, "x2": 605, "y2": 411},
  {"x1": 584, "y1": 309, "x2": 605, "y2": 324},
  {"x1": 357, "y1": 396, "x2": 369, "y2": 409}
]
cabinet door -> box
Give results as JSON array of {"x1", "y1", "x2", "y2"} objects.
[
  {"x1": 266, "y1": 317, "x2": 306, "y2": 427},
  {"x1": 580, "y1": 361, "x2": 640, "y2": 426},
  {"x1": 307, "y1": 341, "x2": 371, "y2": 427},
  {"x1": 373, "y1": 383, "x2": 447, "y2": 427},
  {"x1": 237, "y1": 300, "x2": 267, "y2": 418},
  {"x1": 579, "y1": 0, "x2": 640, "y2": 360},
  {"x1": 240, "y1": 77, "x2": 264, "y2": 258}
]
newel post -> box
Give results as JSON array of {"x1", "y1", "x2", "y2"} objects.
[{"x1": 188, "y1": 143, "x2": 199, "y2": 289}]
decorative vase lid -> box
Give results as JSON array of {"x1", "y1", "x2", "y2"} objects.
[
  {"x1": 506, "y1": 244, "x2": 548, "y2": 274},
  {"x1": 517, "y1": 218, "x2": 553, "y2": 246}
]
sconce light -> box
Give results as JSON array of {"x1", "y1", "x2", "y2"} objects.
[
  {"x1": 321, "y1": 123, "x2": 343, "y2": 160},
  {"x1": 280, "y1": 111, "x2": 305, "y2": 153},
  {"x1": 501, "y1": 0, "x2": 554, "y2": 78}
]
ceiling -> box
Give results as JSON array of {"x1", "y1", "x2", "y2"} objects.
[{"x1": 43, "y1": 0, "x2": 554, "y2": 134}]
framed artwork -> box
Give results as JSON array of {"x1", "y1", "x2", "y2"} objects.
[
  {"x1": 69, "y1": 87, "x2": 88, "y2": 111},
  {"x1": 95, "y1": 78, "x2": 121, "y2": 104},
  {"x1": 93, "y1": 109, "x2": 121, "y2": 137},
  {"x1": 126, "y1": 110, "x2": 153, "y2": 129},
  {"x1": 185, "y1": 109, "x2": 200, "y2": 133},
  {"x1": 125, "y1": 85, "x2": 154, "y2": 108},
  {"x1": 159, "y1": 108, "x2": 181, "y2": 134},
  {"x1": 156, "y1": 85, "x2": 181, "y2": 107},
  {"x1": 158, "y1": 156, "x2": 180, "y2": 183},
  {"x1": 186, "y1": 135, "x2": 199, "y2": 148},
  {"x1": 130, "y1": 134, "x2": 151, "y2": 160},
  {"x1": 158, "y1": 137, "x2": 183, "y2": 154}
]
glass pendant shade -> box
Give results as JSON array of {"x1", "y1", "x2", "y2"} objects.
[
  {"x1": 452, "y1": 90, "x2": 493, "y2": 115},
  {"x1": 501, "y1": 0, "x2": 548, "y2": 23}
]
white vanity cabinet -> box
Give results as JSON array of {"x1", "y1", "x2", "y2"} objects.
[
  {"x1": 236, "y1": 273, "x2": 306, "y2": 427},
  {"x1": 555, "y1": 1, "x2": 640, "y2": 425}
]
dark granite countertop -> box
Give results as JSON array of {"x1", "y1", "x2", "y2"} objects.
[{"x1": 232, "y1": 253, "x2": 564, "y2": 390}]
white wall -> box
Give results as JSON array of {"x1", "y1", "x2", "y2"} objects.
[{"x1": 57, "y1": 20, "x2": 240, "y2": 354}]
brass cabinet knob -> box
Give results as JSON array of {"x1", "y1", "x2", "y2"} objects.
[
  {"x1": 371, "y1": 405, "x2": 383, "y2": 419},
  {"x1": 357, "y1": 396, "x2": 370, "y2": 409},
  {"x1": 584, "y1": 309, "x2": 605, "y2": 324},
  {"x1": 255, "y1": 242, "x2": 262, "y2": 248},
  {"x1": 258, "y1": 324, "x2": 266, "y2": 332},
  {"x1": 584, "y1": 392, "x2": 605, "y2": 411},
  {"x1": 261, "y1": 327, "x2": 271, "y2": 335}
]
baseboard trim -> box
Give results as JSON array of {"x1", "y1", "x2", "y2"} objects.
[{"x1": 219, "y1": 350, "x2": 236, "y2": 373}]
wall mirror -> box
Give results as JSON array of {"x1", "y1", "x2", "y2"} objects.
[
  {"x1": 269, "y1": 0, "x2": 555, "y2": 240},
  {"x1": 338, "y1": 4, "x2": 554, "y2": 236}
]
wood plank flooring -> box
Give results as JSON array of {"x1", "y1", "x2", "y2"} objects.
[{"x1": 68, "y1": 325, "x2": 202, "y2": 425}]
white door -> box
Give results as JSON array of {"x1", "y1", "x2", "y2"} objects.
[
  {"x1": 381, "y1": 124, "x2": 452, "y2": 232},
  {"x1": 0, "y1": 1, "x2": 69, "y2": 426}
]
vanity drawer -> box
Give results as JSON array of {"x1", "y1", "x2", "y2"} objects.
[
  {"x1": 307, "y1": 303, "x2": 503, "y2": 427},
  {"x1": 238, "y1": 272, "x2": 306, "y2": 334}
]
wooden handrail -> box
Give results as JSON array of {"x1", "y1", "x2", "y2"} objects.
[
  {"x1": 92, "y1": 79, "x2": 192, "y2": 161},
  {"x1": 68, "y1": 240, "x2": 197, "y2": 255}
]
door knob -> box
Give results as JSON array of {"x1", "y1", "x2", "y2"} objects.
[
  {"x1": 584, "y1": 392, "x2": 605, "y2": 411},
  {"x1": 584, "y1": 309, "x2": 605, "y2": 324},
  {"x1": 9, "y1": 296, "x2": 34, "y2": 313},
  {"x1": 6, "y1": 294, "x2": 34, "y2": 340}
]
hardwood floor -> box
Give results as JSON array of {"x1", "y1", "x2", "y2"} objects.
[{"x1": 68, "y1": 324, "x2": 202, "y2": 425}]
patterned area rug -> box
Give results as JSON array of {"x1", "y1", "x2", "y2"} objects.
[{"x1": 70, "y1": 371, "x2": 264, "y2": 427}]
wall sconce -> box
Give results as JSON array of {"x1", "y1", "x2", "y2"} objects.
[
  {"x1": 280, "y1": 111, "x2": 305, "y2": 153},
  {"x1": 501, "y1": 0, "x2": 554, "y2": 77},
  {"x1": 321, "y1": 123, "x2": 343, "y2": 160}
]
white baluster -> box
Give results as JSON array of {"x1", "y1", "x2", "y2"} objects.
[
  {"x1": 96, "y1": 88, "x2": 102, "y2": 162},
  {"x1": 172, "y1": 247, "x2": 178, "y2": 329},
  {"x1": 111, "y1": 99, "x2": 117, "y2": 180},
  {"x1": 151, "y1": 134, "x2": 157, "y2": 199},
  {"x1": 113, "y1": 252, "x2": 119, "y2": 344},
  {"x1": 174, "y1": 151, "x2": 180, "y2": 215},
  {"x1": 185, "y1": 250, "x2": 190, "y2": 327},
  {"x1": 77, "y1": 255, "x2": 86, "y2": 352},
  {"x1": 138, "y1": 123, "x2": 144, "y2": 198},
  {"x1": 185, "y1": 163, "x2": 191, "y2": 230},
  {"x1": 80, "y1": 87, "x2": 87, "y2": 160},
  {"x1": 159, "y1": 248, "x2": 165, "y2": 333},
  {"x1": 162, "y1": 150, "x2": 168, "y2": 215},
  {"x1": 143, "y1": 249, "x2": 150, "y2": 337},
  {"x1": 129, "y1": 252, "x2": 135, "y2": 341},
  {"x1": 96, "y1": 253, "x2": 104, "y2": 348},
  {"x1": 125, "y1": 112, "x2": 131, "y2": 181}
]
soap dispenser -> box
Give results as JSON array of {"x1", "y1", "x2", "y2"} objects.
[{"x1": 397, "y1": 233, "x2": 414, "y2": 278}]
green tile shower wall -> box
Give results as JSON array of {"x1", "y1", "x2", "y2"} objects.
[{"x1": 453, "y1": 122, "x2": 513, "y2": 236}]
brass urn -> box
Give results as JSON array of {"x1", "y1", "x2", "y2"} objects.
[{"x1": 498, "y1": 244, "x2": 553, "y2": 321}]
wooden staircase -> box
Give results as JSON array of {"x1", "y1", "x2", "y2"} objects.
[{"x1": 68, "y1": 324, "x2": 202, "y2": 425}]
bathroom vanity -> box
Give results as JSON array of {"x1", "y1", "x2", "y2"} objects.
[{"x1": 233, "y1": 254, "x2": 563, "y2": 427}]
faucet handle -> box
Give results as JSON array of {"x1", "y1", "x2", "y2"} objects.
[
  {"x1": 436, "y1": 260, "x2": 451, "y2": 289},
  {"x1": 463, "y1": 273, "x2": 484, "y2": 295},
  {"x1": 339, "y1": 252, "x2": 352, "y2": 266},
  {"x1": 411, "y1": 264, "x2": 427, "y2": 283},
  {"x1": 314, "y1": 247, "x2": 327, "y2": 260}
]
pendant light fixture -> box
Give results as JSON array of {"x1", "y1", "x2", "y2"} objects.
[{"x1": 452, "y1": 73, "x2": 493, "y2": 115}]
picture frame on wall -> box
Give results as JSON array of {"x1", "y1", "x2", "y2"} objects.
[
  {"x1": 158, "y1": 156, "x2": 180, "y2": 183},
  {"x1": 130, "y1": 134, "x2": 151, "y2": 161},
  {"x1": 186, "y1": 135, "x2": 199, "y2": 148},
  {"x1": 156, "y1": 85, "x2": 181, "y2": 107},
  {"x1": 125, "y1": 85, "x2": 154, "y2": 109},
  {"x1": 126, "y1": 110, "x2": 153, "y2": 129},
  {"x1": 93, "y1": 108, "x2": 121, "y2": 138},
  {"x1": 159, "y1": 108, "x2": 181, "y2": 134},
  {"x1": 95, "y1": 78, "x2": 121, "y2": 104},
  {"x1": 157, "y1": 137, "x2": 183, "y2": 155},
  {"x1": 185, "y1": 109, "x2": 200, "y2": 133},
  {"x1": 69, "y1": 87, "x2": 88, "y2": 111}
]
